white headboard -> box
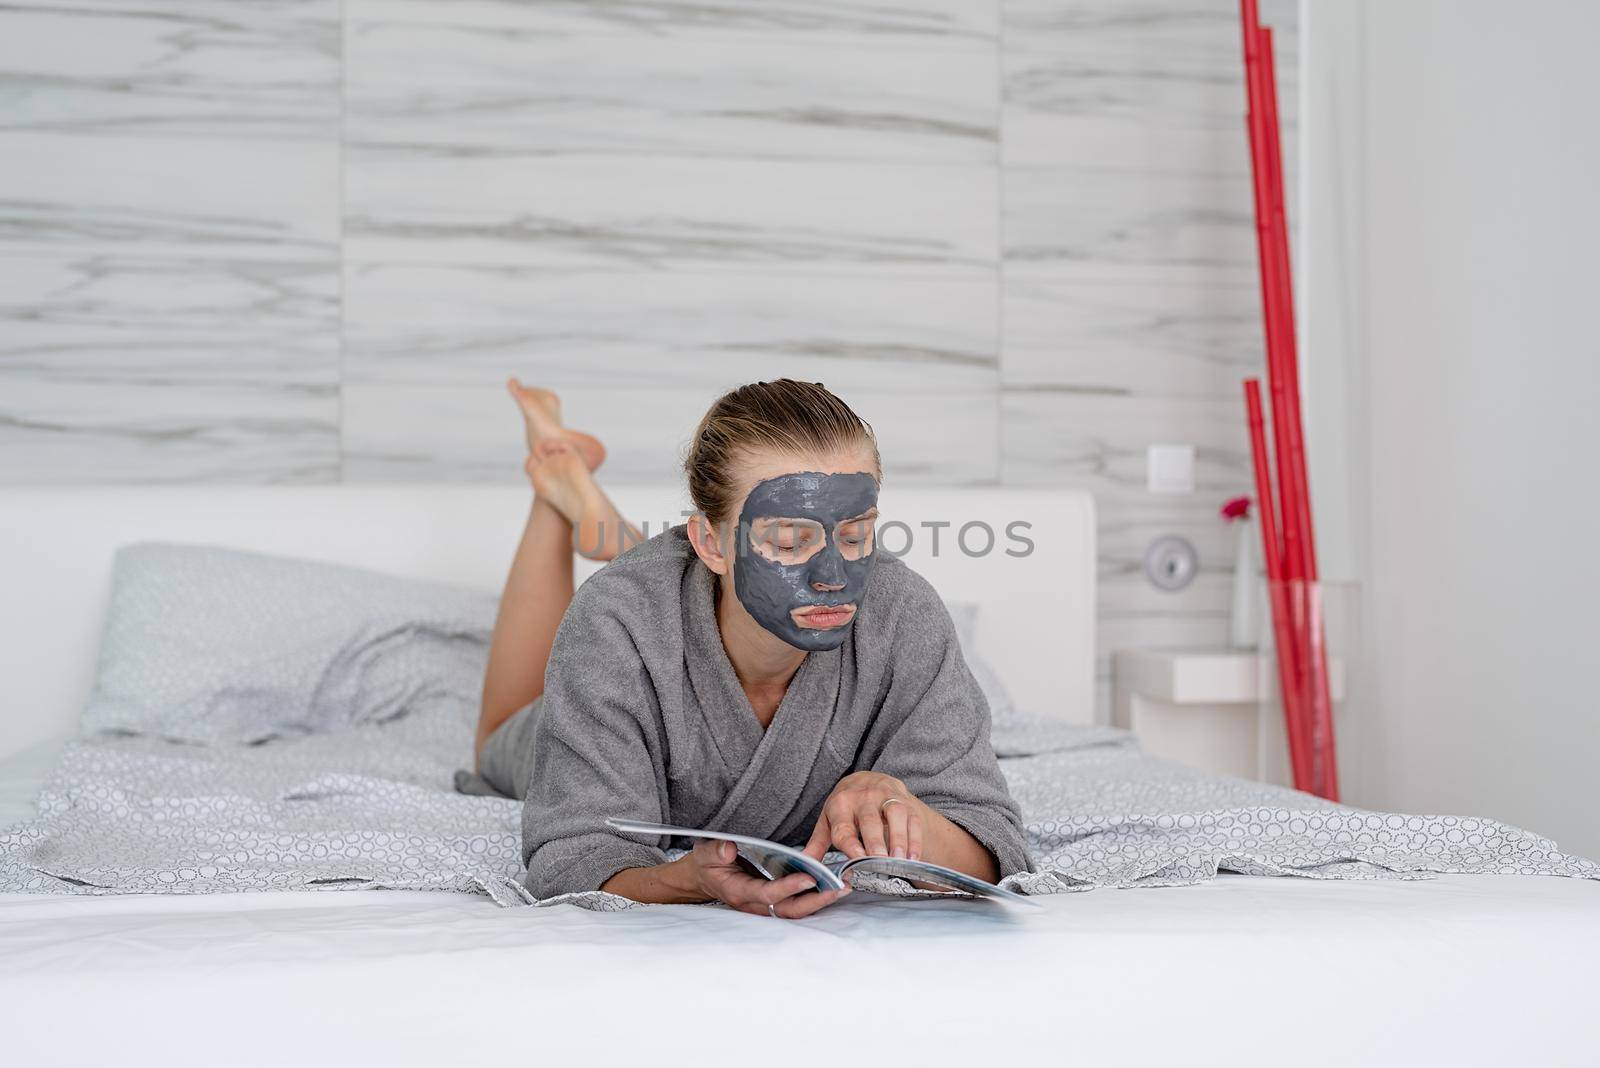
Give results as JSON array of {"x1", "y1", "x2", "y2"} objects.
[{"x1": 0, "y1": 484, "x2": 1095, "y2": 760}]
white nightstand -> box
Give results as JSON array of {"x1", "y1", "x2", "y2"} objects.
[{"x1": 1112, "y1": 648, "x2": 1346, "y2": 787}]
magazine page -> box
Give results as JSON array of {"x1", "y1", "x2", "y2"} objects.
[
  {"x1": 837, "y1": 856, "x2": 1041, "y2": 907},
  {"x1": 606, "y1": 818, "x2": 1039, "y2": 907},
  {"x1": 604, "y1": 818, "x2": 845, "y2": 891}
]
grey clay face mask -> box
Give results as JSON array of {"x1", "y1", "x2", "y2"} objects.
[{"x1": 732, "y1": 471, "x2": 879, "y2": 651}]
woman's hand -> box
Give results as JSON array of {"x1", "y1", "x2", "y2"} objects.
[
  {"x1": 687, "y1": 839, "x2": 849, "y2": 919},
  {"x1": 804, "y1": 770, "x2": 924, "y2": 862}
]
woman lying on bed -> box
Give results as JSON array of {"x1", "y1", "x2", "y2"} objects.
[{"x1": 465, "y1": 378, "x2": 1029, "y2": 918}]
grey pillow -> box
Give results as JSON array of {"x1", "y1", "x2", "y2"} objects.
[{"x1": 83, "y1": 543, "x2": 497, "y2": 745}]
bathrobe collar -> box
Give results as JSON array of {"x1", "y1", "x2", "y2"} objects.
[{"x1": 681, "y1": 559, "x2": 843, "y2": 840}]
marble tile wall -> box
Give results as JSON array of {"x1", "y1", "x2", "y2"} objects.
[
  {"x1": 339, "y1": 0, "x2": 1003, "y2": 485},
  {"x1": 1, "y1": 0, "x2": 1296, "y2": 716},
  {"x1": 0, "y1": 0, "x2": 341, "y2": 480}
]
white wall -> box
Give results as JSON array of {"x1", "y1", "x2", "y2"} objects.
[{"x1": 1307, "y1": 1, "x2": 1600, "y2": 858}]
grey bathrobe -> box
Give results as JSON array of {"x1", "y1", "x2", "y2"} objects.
[{"x1": 490, "y1": 525, "x2": 1030, "y2": 899}]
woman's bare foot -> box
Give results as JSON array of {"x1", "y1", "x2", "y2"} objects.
[
  {"x1": 507, "y1": 377, "x2": 607, "y2": 472},
  {"x1": 529, "y1": 440, "x2": 644, "y2": 561}
]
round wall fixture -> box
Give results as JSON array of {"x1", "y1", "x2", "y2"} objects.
[{"x1": 1143, "y1": 535, "x2": 1199, "y2": 592}]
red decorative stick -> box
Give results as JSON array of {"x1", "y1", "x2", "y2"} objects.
[
  {"x1": 1241, "y1": 2, "x2": 1342, "y2": 798},
  {"x1": 1240, "y1": 7, "x2": 1304, "y2": 584},
  {"x1": 1241, "y1": 4, "x2": 1308, "y2": 785},
  {"x1": 1245, "y1": 380, "x2": 1311, "y2": 789},
  {"x1": 1259, "y1": 27, "x2": 1318, "y2": 583},
  {"x1": 1258, "y1": 26, "x2": 1338, "y2": 799}
]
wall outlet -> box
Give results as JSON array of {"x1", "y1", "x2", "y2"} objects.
[{"x1": 1147, "y1": 443, "x2": 1195, "y2": 494}]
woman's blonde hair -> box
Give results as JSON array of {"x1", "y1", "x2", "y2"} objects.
[{"x1": 684, "y1": 379, "x2": 881, "y2": 526}]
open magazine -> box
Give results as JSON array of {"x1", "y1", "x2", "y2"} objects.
[{"x1": 606, "y1": 817, "x2": 1039, "y2": 908}]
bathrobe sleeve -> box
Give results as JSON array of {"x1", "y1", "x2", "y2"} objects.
[
  {"x1": 520, "y1": 571, "x2": 673, "y2": 898},
  {"x1": 869, "y1": 572, "x2": 1033, "y2": 878}
]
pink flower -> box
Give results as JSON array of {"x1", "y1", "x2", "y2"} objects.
[{"x1": 1220, "y1": 496, "x2": 1252, "y2": 522}]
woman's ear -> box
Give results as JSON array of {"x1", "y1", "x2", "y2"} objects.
[{"x1": 687, "y1": 512, "x2": 732, "y2": 576}]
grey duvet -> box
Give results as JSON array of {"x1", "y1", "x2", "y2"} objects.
[{"x1": 3, "y1": 704, "x2": 1594, "y2": 909}]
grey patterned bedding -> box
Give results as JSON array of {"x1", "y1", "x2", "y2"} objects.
[
  {"x1": 3, "y1": 702, "x2": 1593, "y2": 909},
  {"x1": 3, "y1": 543, "x2": 1594, "y2": 907}
]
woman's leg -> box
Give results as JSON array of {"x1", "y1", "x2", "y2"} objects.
[
  {"x1": 475, "y1": 390, "x2": 644, "y2": 761},
  {"x1": 477, "y1": 492, "x2": 574, "y2": 760}
]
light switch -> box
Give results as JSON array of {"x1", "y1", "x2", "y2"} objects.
[{"x1": 1147, "y1": 443, "x2": 1195, "y2": 494}]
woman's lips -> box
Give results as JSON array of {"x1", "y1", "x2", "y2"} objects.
[{"x1": 791, "y1": 603, "x2": 857, "y2": 629}]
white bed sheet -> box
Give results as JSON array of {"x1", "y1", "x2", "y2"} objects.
[
  {"x1": 4, "y1": 744, "x2": 1598, "y2": 1066},
  {"x1": 2, "y1": 874, "x2": 1596, "y2": 1066}
]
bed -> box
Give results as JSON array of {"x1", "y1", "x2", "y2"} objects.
[{"x1": 1, "y1": 485, "x2": 1596, "y2": 1066}]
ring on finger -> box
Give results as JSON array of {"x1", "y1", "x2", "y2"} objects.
[
  {"x1": 768, "y1": 902, "x2": 778, "y2": 918},
  {"x1": 880, "y1": 797, "x2": 906, "y2": 812}
]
